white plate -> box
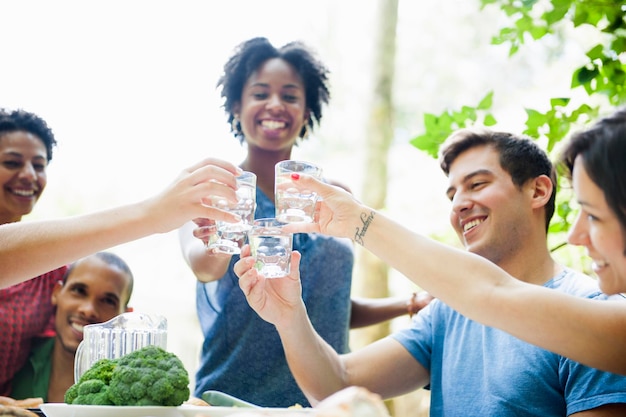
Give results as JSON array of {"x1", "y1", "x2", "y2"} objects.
[{"x1": 40, "y1": 403, "x2": 314, "y2": 417}]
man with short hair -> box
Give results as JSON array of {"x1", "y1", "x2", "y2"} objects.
[
  {"x1": 10, "y1": 252, "x2": 134, "y2": 402},
  {"x1": 235, "y1": 129, "x2": 626, "y2": 416}
]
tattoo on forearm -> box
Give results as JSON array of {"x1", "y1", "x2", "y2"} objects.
[{"x1": 354, "y1": 211, "x2": 375, "y2": 246}]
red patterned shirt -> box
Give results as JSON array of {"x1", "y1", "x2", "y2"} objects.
[{"x1": 0, "y1": 266, "x2": 67, "y2": 395}]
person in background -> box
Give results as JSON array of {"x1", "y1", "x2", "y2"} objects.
[
  {"x1": 179, "y1": 37, "x2": 431, "y2": 408},
  {"x1": 0, "y1": 108, "x2": 243, "y2": 396},
  {"x1": 0, "y1": 108, "x2": 66, "y2": 396},
  {"x1": 10, "y1": 252, "x2": 134, "y2": 402},
  {"x1": 235, "y1": 129, "x2": 626, "y2": 415}
]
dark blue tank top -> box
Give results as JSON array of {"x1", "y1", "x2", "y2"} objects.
[{"x1": 195, "y1": 188, "x2": 354, "y2": 407}]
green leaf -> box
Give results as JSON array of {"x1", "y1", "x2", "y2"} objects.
[
  {"x1": 515, "y1": 15, "x2": 534, "y2": 33},
  {"x1": 483, "y1": 114, "x2": 497, "y2": 126},
  {"x1": 524, "y1": 108, "x2": 547, "y2": 136},
  {"x1": 529, "y1": 25, "x2": 548, "y2": 39},
  {"x1": 521, "y1": 0, "x2": 539, "y2": 8},
  {"x1": 572, "y1": 66, "x2": 599, "y2": 87},
  {"x1": 410, "y1": 112, "x2": 462, "y2": 158},
  {"x1": 409, "y1": 93, "x2": 496, "y2": 158},
  {"x1": 492, "y1": 27, "x2": 517, "y2": 45},
  {"x1": 551, "y1": 0, "x2": 573, "y2": 9},
  {"x1": 543, "y1": 7, "x2": 568, "y2": 25},
  {"x1": 549, "y1": 97, "x2": 570, "y2": 107},
  {"x1": 477, "y1": 91, "x2": 494, "y2": 109},
  {"x1": 423, "y1": 113, "x2": 438, "y2": 130},
  {"x1": 586, "y1": 44, "x2": 605, "y2": 60},
  {"x1": 611, "y1": 37, "x2": 626, "y2": 54}
]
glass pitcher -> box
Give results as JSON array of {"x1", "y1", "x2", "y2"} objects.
[{"x1": 74, "y1": 312, "x2": 167, "y2": 382}]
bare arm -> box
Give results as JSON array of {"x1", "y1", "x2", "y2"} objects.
[
  {"x1": 350, "y1": 292, "x2": 433, "y2": 329},
  {"x1": 280, "y1": 314, "x2": 428, "y2": 404},
  {"x1": 178, "y1": 220, "x2": 232, "y2": 282},
  {"x1": 0, "y1": 158, "x2": 241, "y2": 288},
  {"x1": 572, "y1": 403, "x2": 626, "y2": 416},
  {"x1": 284, "y1": 174, "x2": 626, "y2": 375},
  {"x1": 234, "y1": 248, "x2": 429, "y2": 405}
]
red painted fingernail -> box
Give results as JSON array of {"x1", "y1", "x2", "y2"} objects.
[{"x1": 291, "y1": 173, "x2": 300, "y2": 180}]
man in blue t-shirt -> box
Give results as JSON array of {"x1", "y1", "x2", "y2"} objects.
[{"x1": 234, "y1": 129, "x2": 626, "y2": 416}]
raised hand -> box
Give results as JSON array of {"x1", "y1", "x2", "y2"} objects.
[
  {"x1": 234, "y1": 245, "x2": 305, "y2": 329},
  {"x1": 144, "y1": 158, "x2": 243, "y2": 234},
  {"x1": 280, "y1": 174, "x2": 369, "y2": 244},
  {"x1": 191, "y1": 217, "x2": 217, "y2": 247}
]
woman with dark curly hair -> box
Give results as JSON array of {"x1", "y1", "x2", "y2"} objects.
[
  {"x1": 0, "y1": 108, "x2": 66, "y2": 396},
  {"x1": 178, "y1": 37, "x2": 429, "y2": 407}
]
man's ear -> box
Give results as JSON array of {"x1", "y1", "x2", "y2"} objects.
[
  {"x1": 51, "y1": 280, "x2": 63, "y2": 306},
  {"x1": 530, "y1": 174, "x2": 553, "y2": 209},
  {"x1": 125, "y1": 306, "x2": 134, "y2": 313}
]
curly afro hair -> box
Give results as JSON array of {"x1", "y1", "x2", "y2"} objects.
[
  {"x1": 0, "y1": 108, "x2": 57, "y2": 162},
  {"x1": 217, "y1": 37, "x2": 331, "y2": 143}
]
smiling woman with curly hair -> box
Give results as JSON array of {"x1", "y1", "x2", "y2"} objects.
[
  {"x1": 179, "y1": 37, "x2": 429, "y2": 408},
  {"x1": 0, "y1": 108, "x2": 65, "y2": 397}
]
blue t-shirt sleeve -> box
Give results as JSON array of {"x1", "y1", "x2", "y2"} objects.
[
  {"x1": 392, "y1": 300, "x2": 439, "y2": 373},
  {"x1": 561, "y1": 336, "x2": 626, "y2": 414}
]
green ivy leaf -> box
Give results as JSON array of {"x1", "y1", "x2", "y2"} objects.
[
  {"x1": 573, "y1": 66, "x2": 599, "y2": 87},
  {"x1": 484, "y1": 114, "x2": 497, "y2": 126},
  {"x1": 477, "y1": 91, "x2": 494, "y2": 109},
  {"x1": 549, "y1": 97, "x2": 570, "y2": 107},
  {"x1": 586, "y1": 44, "x2": 605, "y2": 60}
]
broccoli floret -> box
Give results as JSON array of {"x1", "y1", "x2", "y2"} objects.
[
  {"x1": 65, "y1": 359, "x2": 117, "y2": 404},
  {"x1": 64, "y1": 346, "x2": 190, "y2": 406},
  {"x1": 66, "y1": 379, "x2": 114, "y2": 405}
]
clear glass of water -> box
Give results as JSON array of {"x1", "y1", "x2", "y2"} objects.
[
  {"x1": 249, "y1": 218, "x2": 293, "y2": 278},
  {"x1": 274, "y1": 160, "x2": 322, "y2": 223},
  {"x1": 207, "y1": 171, "x2": 256, "y2": 255}
]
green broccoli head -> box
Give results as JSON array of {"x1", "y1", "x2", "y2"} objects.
[
  {"x1": 65, "y1": 346, "x2": 190, "y2": 406},
  {"x1": 108, "y1": 345, "x2": 190, "y2": 406}
]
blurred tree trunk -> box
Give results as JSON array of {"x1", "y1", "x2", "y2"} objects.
[
  {"x1": 350, "y1": 3, "x2": 433, "y2": 416},
  {"x1": 351, "y1": 0, "x2": 398, "y2": 349}
]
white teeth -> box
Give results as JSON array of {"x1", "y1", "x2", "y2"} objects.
[
  {"x1": 12, "y1": 189, "x2": 35, "y2": 197},
  {"x1": 261, "y1": 120, "x2": 286, "y2": 129},
  {"x1": 591, "y1": 259, "x2": 609, "y2": 272},
  {"x1": 463, "y1": 219, "x2": 483, "y2": 233},
  {"x1": 71, "y1": 323, "x2": 84, "y2": 333}
]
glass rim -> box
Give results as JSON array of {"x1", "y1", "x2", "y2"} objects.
[
  {"x1": 275, "y1": 159, "x2": 322, "y2": 171},
  {"x1": 252, "y1": 217, "x2": 288, "y2": 227}
]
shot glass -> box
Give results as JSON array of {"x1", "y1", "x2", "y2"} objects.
[
  {"x1": 249, "y1": 218, "x2": 293, "y2": 278},
  {"x1": 207, "y1": 171, "x2": 256, "y2": 255},
  {"x1": 274, "y1": 160, "x2": 322, "y2": 223}
]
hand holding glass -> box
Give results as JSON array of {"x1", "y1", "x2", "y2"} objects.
[
  {"x1": 249, "y1": 218, "x2": 293, "y2": 278},
  {"x1": 275, "y1": 160, "x2": 322, "y2": 223},
  {"x1": 207, "y1": 171, "x2": 256, "y2": 255}
]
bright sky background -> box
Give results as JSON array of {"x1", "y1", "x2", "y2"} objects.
[
  {"x1": 2, "y1": 0, "x2": 398, "y2": 386},
  {"x1": 1, "y1": 0, "x2": 592, "y2": 393}
]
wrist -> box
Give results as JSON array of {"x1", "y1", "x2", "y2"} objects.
[
  {"x1": 274, "y1": 300, "x2": 309, "y2": 333},
  {"x1": 407, "y1": 291, "x2": 434, "y2": 318},
  {"x1": 407, "y1": 292, "x2": 420, "y2": 318},
  {"x1": 353, "y1": 206, "x2": 376, "y2": 246}
]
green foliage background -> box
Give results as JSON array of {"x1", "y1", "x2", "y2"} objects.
[{"x1": 410, "y1": 0, "x2": 625, "y2": 269}]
